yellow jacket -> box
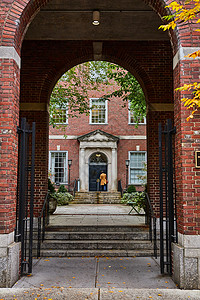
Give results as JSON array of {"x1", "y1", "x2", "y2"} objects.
[{"x1": 100, "y1": 173, "x2": 107, "y2": 185}]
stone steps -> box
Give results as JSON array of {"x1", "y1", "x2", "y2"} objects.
[
  {"x1": 73, "y1": 191, "x2": 121, "y2": 204},
  {"x1": 40, "y1": 239, "x2": 153, "y2": 250},
  {"x1": 37, "y1": 249, "x2": 154, "y2": 257},
  {"x1": 45, "y1": 225, "x2": 148, "y2": 232},
  {"x1": 41, "y1": 231, "x2": 149, "y2": 240},
  {"x1": 35, "y1": 224, "x2": 155, "y2": 257}
]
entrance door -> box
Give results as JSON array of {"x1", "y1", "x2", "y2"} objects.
[{"x1": 89, "y1": 152, "x2": 107, "y2": 191}]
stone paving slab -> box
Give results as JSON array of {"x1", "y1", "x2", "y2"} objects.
[
  {"x1": 50, "y1": 205, "x2": 145, "y2": 227},
  {"x1": 0, "y1": 288, "x2": 200, "y2": 300},
  {"x1": 100, "y1": 288, "x2": 200, "y2": 300},
  {"x1": 0, "y1": 288, "x2": 98, "y2": 299},
  {"x1": 97, "y1": 257, "x2": 176, "y2": 289},
  {"x1": 13, "y1": 257, "x2": 176, "y2": 290}
]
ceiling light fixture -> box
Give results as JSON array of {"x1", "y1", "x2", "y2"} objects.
[{"x1": 92, "y1": 10, "x2": 100, "y2": 26}]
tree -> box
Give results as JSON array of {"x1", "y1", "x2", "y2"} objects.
[
  {"x1": 159, "y1": 0, "x2": 200, "y2": 121},
  {"x1": 49, "y1": 61, "x2": 146, "y2": 128}
]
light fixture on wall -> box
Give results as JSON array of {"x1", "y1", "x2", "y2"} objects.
[
  {"x1": 68, "y1": 159, "x2": 72, "y2": 191},
  {"x1": 125, "y1": 159, "x2": 130, "y2": 190},
  {"x1": 92, "y1": 11, "x2": 100, "y2": 26}
]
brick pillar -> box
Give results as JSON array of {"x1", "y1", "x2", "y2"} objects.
[
  {"x1": 147, "y1": 106, "x2": 174, "y2": 216},
  {"x1": 172, "y1": 47, "x2": 200, "y2": 289},
  {"x1": 0, "y1": 52, "x2": 21, "y2": 287},
  {"x1": 19, "y1": 106, "x2": 49, "y2": 217}
]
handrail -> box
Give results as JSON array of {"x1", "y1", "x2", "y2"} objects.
[
  {"x1": 73, "y1": 179, "x2": 77, "y2": 197},
  {"x1": 37, "y1": 193, "x2": 49, "y2": 258},
  {"x1": 118, "y1": 180, "x2": 123, "y2": 197},
  {"x1": 144, "y1": 192, "x2": 157, "y2": 258}
]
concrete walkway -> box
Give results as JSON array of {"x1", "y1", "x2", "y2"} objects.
[
  {"x1": 13, "y1": 257, "x2": 176, "y2": 289},
  {"x1": 1, "y1": 288, "x2": 200, "y2": 300},
  {"x1": 10, "y1": 256, "x2": 199, "y2": 299},
  {"x1": 2, "y1": 205, "x2": 198, "y2": 299},
  {"x1": 50, "y1": 204, "x2": 145, "y2": 226}
]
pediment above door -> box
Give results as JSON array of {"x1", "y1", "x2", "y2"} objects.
[{"x1": 77, "y1": 129, "x2": 119, "y2": 143}]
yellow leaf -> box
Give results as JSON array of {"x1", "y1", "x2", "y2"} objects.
[{"x1": 186, "y1": 50, "x2": 200, "y2": 58}]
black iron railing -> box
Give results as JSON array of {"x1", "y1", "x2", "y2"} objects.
[
  {"x1": 37, "y1": 193, "x2": 49, "y2": 258},
  {"x1": 118, "y1": 180, "x2": 123, "y2": 197},
  {"x1": 145, "y1": 192, "x2": 157, "y2": 259},
  {"x1": 159, "y1": 119, "x2": 177, "y2": 275},
  {"x1": 15, "y1": 118, "x2": 36, "y2": 275},
  {"x1": 73, "y1": 179, "x2": 77, "y2": 197}
]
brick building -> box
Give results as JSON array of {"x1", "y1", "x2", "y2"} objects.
[
  {"x1": 0, "y1": 0, "x2": 200, "y2": 290},
  {"x1": 49, "y1": 80, "x2": 147, "y2": 192}
]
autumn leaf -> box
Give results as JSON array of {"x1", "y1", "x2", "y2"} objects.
[{"x1": 186, "y1": 50, "x2": 200, "y2": 58}]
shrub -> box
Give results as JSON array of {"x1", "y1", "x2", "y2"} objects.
[
  {"x1": 121, "y1": 191, "x2": 146, "y2": 212},
  {"x1": 48, "y1": 178, "x2": 56, "y2": 193},
  {"x1": 58, "y1": 184, "x2": 68, "y2": 193},
  {"x1": 54, "y1": 192, "x2": 74, "y2": 206},
  {"x1": 127, "y1": 185, "x2": 136, "y2": 193}
]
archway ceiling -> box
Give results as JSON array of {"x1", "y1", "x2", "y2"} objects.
[{"x1": 24, "y1": 0, "x2": 169, "y2": 41}]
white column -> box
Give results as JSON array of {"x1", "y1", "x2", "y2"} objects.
[
  {"x1": 111, "y1": 148, "x2": 117, "y2": 191},
  {"x1": 79, "y1": 148, "x2": 86, "y2": 191}
]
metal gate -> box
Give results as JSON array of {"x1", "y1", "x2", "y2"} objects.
[
  {"x1": 159, "y1": 119, "x2": 177, "y2": 275},
  {"x1": 15, "y1": 118, "x2": 36, "y2": 274}
]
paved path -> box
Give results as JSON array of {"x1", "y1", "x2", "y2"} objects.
[
  {"x1": 50, "y1": 204, "x2": 145, "y2": 226},
  {"x1": 2, "y1": 288, "x2": 200, "y2": 300},
  {"x1": 13, "y1": 257, "x2": 176, "y2": 289},
  {"x1": 3, "y1": 205, "x2": 196, "y2": 299}
]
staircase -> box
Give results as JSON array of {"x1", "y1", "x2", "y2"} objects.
[
  {"x1": 73, "y1": 191, "x2": 121, "y2": 204},
  {"x1": 36, "y1": 224, "x2": 154, "y2": 257}
]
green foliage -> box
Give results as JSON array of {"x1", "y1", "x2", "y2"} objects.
[
  {"x1": 104, "y1": 64, "x2": 146, "y2": 126},
  {"x1": 121, "y1": 192, "x2": 146, "y2": 212},
  {"x1": 48, "y1": 178, "x2": 56, "y2": 193},
  {"x1": 50, "y1": 61, "x2": 146, "y2": 128},
  {"x1": 127, "y1": 185, "x2": 136, "y2": 193},
  {"x1": 58, "y1": 184, "x2": 68, "y2": 193},
  {"x1": 52, "y1": 192, "x2": 74, "y2": 206}
]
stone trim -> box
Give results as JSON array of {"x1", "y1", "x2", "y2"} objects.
[
  {"x1": 0, "y1": 46, "x2": 21, "y2": 68},
  {"x1": 172, "y1": 233, "x2": 200, "y2": 289},
  {"x1": 173, "y1": 46, "x2": 200, "y2": 69},
  {"x1": 49, "y1": 135, "x2": 146, "y2": 140},
  {"x1": 20, "y1": 103, "x2": 49, "y2": 111},
  {"x1": 178, "y1": 232, "x2": 200, "y2": 249},
  {"x1": 0, "y1": 231, "x2": 20, "y2": 287},
  {"x1": 118, "y1": 135, "x2": 146, "y2": 140},
  {"x1": 0, "y1": 232, "x2": 14, "y2": 248}
]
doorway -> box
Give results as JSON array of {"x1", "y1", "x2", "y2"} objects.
[{"x1": 89, "y1": 152, "x2": 107, "y2": 191}]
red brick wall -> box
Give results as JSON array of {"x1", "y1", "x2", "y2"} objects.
[
  {"x1": 174, "y1": 59, "x2": 200, "y2": 235},
  {"x1": 0, "y1": 59, "x2": 20, "y2": 234},
  {"x1": 19, "y1": 110, "x2": 49, "y2": 216}
]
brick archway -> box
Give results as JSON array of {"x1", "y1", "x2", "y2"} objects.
[
  {"x1": 1, "y1": 0, "x2": 178, "y2": 53},
  {"x1": 0, "y1": 0, "x2": 200, "y2": 290}
]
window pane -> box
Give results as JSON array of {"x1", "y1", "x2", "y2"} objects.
[
  {"x1": 91, "y1": 99, "x2": 106, "y2": 124},
  {"x1": 130, "y1": 152, "x2": 146, "y2": 184},
  {"x1": 50, "y1": 152, "x2": 67, "y2": 183}
]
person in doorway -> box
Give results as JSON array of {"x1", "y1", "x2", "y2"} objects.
[{"x1": 100, "y1": 171, "x2": 107, "y2": 191}]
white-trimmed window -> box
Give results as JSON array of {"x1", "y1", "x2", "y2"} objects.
[
  {"x1": 128, "y1": 102, "x2": 146, "y2": 124},
  {"x1": 52, "y1": 104, "x2": 68, "y2": 124},
  {"x1": 49, "y1": 151, "x2": 68, "y2": 184},
  {"x1": 90, "y1": 98, "x2": 108, "y2": 124},
  {"x1": 129, "y1": 151, "x2": 147, "y2": 185}
]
